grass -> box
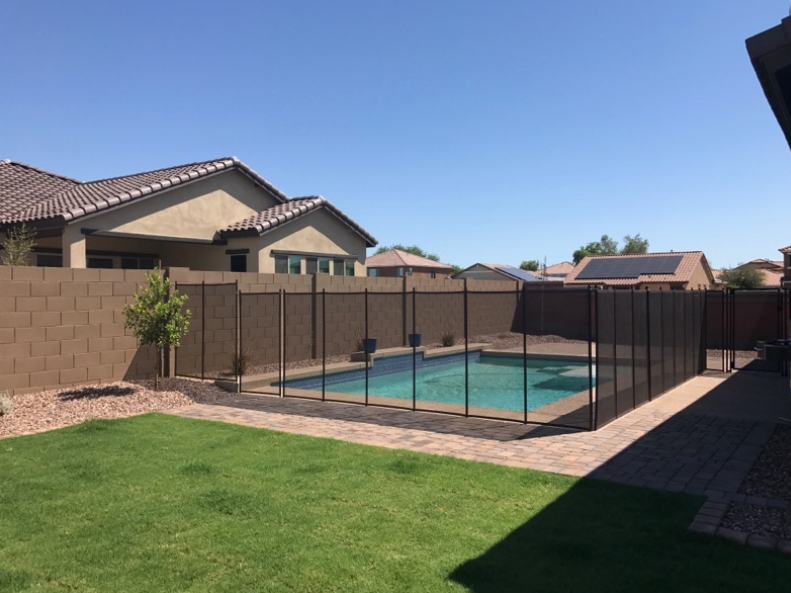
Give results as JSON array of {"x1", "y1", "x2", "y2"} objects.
[{"x1": 0, "y1": 414, "x2": 787, "y2": 593}]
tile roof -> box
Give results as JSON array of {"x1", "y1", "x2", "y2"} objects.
[
  {"x1": 564, "y1": 251, "x2": 713, "y2": 286},
  {"x1": 366, "y1": 249, "x2": 453, "y2": 269},
  {"x1": 220, "y1": 196, "x2": 377, "y2": 247},
  {"x1": 0, "y1": 157, "x2": 289, "y2": 225},
  {"x1": 536, "y1": 261, "x2": 575, "y2": 277},
  {"x1": 779, "y1": 244, "x2": 791, "y2": 254},
  {"x1": 0, "y1": 160, "x2": 80, "y2": 222}
]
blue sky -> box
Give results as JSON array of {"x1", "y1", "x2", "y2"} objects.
[{"x1": 2, "y1": 0, "x2": 790, "y2": 269}]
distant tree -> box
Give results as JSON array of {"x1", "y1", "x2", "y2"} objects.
[
  {"x1": 520, "y1": 260, "x2": 540, "y2": 272},
  {"x1": 449, "y1": 264, "x2": 463, "y2": 276},
  {"x1": 123, "y1": 269, "x2": 191, "y2": 390},
  {"x1": 572, "y1": 234, "x2": 648, "y2": 264},
  {"x1": 375, "y1": 244, "x2": 440, "y2": 262},
  {"x1": 621, "y1": 234, "x2": 649, "y2": 255},
  {"x1": 719, "y1": 265, "x2": 764, "y2": 290},
  {"x1": 1, "y1": 223, "x2": 36, "y2": 266}
]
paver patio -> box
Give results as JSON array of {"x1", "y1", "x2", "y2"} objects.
[{"x1": 168, "y1": 368, "x2": 789, "y2": 500}]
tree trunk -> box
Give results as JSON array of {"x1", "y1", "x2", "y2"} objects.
[{"x1": 154, "y1": 347, "x2": 161, "y2": 391}]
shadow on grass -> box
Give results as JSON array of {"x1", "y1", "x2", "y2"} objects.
[
  {"x1": 449, "y1": 370, "x2": 790, "y2": 592},
  {"x1": 59, "y1": 385, "x2": 136, "y2": 401}
]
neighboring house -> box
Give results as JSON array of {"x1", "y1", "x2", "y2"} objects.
[
  {"x1": 713, "y1": 259, "x2": 784, "y2": 288},
  {"x1": 779, "y1": 245, "x2": 791, "y2": 283},
  {"x1": 0, "y1": 157, "x2": 376, "y2": 274},
  {"x1": 365, "y1": 249, "x2": 453, "y2": 278},
  {"x1": 535, "y1": 261, "x2": 575, "y2": 280},
  {"x1": 564, "y1": 252, "x2": 715, "y2": 290},
  {"x1": 453, "y1": 263, "x2": 552, "y2": 283}
]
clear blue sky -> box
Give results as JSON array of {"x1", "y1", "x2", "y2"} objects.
[{"x1": 2, "y1": 0, "x2": 790, "y2": 269}]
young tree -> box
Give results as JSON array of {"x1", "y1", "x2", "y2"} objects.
[
  {"x1": 123, "y1": 269, "x2": 191, "y2": 390},
  {"x1": 520, "y1": 260, "x2": 540, "y2": 271},
  {"x1": 1, "y1": 223, "x2": 36, "y2": 266},
  {"x1": 719, "y1": 265, "x2": 764, "y2": 289}
]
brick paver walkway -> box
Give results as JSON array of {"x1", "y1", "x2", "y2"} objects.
[{"x1": 168, "y1": 370, "x2": 788, "y2": 500}]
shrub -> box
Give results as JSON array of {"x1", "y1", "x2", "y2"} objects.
[
  {"x1": 441, "y1": 332, "x2": 456, "y2": 347},
  {"x1": 231, "y1": 349, "x2": 250, "y2": 377},
  {"x1": 0, "y1": 391, "x2": 13, "y2": 416},
  {"x1": 1, "y1": 223, "x2": 36, "y2": 266}
]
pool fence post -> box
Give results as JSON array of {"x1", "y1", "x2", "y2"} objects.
[
  {"x1": 630, "y1": 286, "x2": 636, "y2": 411},
  {"x1": 236, "y1": 280, "x2": 241, "y2": 394},
  {"x1": 645, "y1": 287, "x2": 652, "y2": 400},
  {"x1": 588, "y1": 285, "x2": 594, "y2": 430},
  {"x1": 281, "y1": 289, "x2": 286, "y2": 397},
  {"x1": 201, "y1": 281, "x2": 206, "y2": 381},
  {"x1": 522, "y1": 282, "x2": 527, "y2": 424},
  {"x1": 322, "y1": 289, "x2": 326, "y2": 402},
  {"x1": 412, "y1": 287, "x2": 417, "y2": 412},
  {"x1": 612, "y1": 287, "x2": 618, "y2": 419},
  {"x1": 464, "y1": 279, "x2": 469, "y2": 418},
  {"x1": 365, "y1": 288, "x2": 369, "y2": 406}
]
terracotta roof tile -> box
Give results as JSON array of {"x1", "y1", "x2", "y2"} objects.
[
  {"x1": 221, "y1": 196, "x2": 377, "y2": 247},
  {"x1": 1, "y1": 157, "x2": 289, "y2": 225},
  {"x1": 564, "y1": 251, "x2": 712, "y2": 286},
  {"x1": 366, "y1": 249, "x2": 453, "y2": 269}
]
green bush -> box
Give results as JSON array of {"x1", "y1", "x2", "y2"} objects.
[{"x1": 441, "y1": 332, "x2": 456, "y2": 347}]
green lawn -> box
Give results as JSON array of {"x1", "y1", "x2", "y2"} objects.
[{"x1": 0, "y1": 414, "x2": 786, "y2": 593}]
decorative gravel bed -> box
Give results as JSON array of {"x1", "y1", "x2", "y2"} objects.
[
  {"x1": 718, "y1": 424, "x2": 791, "y2": 541},
  {"x1": 720, "y1": 503, "x2": 791, "y2": 541},
  {"x1": 739, "y1": 424, "x2": 791, "y2": 501},
  {"x1": 0, "y1": 378, "x2": 230, "y2": 439}
]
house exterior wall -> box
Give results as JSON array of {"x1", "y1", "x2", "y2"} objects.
[
  {"x1": 80, "y1": 169, "x2": 278, "y2": 241},
  {"x1": 370, "y1": 266, "x2": 452, "y2": 279},
  {"x1": 257, "y1": 208, "x2": 368, "y2": 275}
]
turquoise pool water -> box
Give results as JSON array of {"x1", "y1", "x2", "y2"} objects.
[{"x1": 313, "y1": 355, "x2": 592, "y2": 412}]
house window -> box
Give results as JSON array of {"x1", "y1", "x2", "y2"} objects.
[
  {"x1": 430, "y1": 269, "x2": 436, "y2": 279},
  {"x1": 87, "y1": 257, "x2": 113, "y2": 269},
  {"x1": 396, "y1": 267, "x2": 404, "y2": 277},
  {"x1": 318, "y1": 258, "x2": 330, "y2": 274},
  {"x1": 367, "y1": 268, "x2": 378, "y2": 277},
  {"x1": 305, "y1": 258, "x2": 318, "y2": 274},
  {"x1": 121, "y1": 257, "x2": 156, "y2": 270},
  {"x1": 37, "y1": 254, "x2": 62, "y2": 268},
  {"x1": 275, "y1": 255, "x2": 288, "y2": 274},
  {"x1": 289, "y1": 256, "x2": 301, "y2": 274},
  {"x1": 230, "y1": 254, "x2": 247, "y2": 273},
  {"x1": 406, "y1": 267, "x2": 413, "y2": 277},
  {"x1": 333, "y1": 259, "x2": 344, "y2": 276},
  {"x1": 345, "y1": 261, "x2": 355, "y2": 276}
]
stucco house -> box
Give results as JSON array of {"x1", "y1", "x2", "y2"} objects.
[
  {"x1": 0, "y1": 157, "x2": 376, "y2": 274},
  {"x1": 453, "y1": 263, "x2": 551, "y2": 283},
  {"x1": 564, "y1": 252, "x2": 715, "y2": 290},
  {"x1": 365, "y1": 249, "x2": 453, "y2": 278}
]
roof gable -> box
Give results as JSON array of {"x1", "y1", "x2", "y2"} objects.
[
  {"x1": 366, "y1": 249, "x2": 452, "y2": 269},
  {"x1": 0, "y1": 160, "x2": 80, "y2": 223},
  {"x1": 220, "y1": 196, "x2": 377, "y2": 247}
]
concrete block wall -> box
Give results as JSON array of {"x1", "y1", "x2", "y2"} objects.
[{"x1": 0, "y1": 266, "x2": 156, "y2": 396}]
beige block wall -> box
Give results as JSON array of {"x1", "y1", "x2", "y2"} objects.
[
  {"x1": 0, "y1": 265, "x2": 534, "y2": 396},
  {"x1": 0, "y1": 266, "x2": 157, "y2": 396}
]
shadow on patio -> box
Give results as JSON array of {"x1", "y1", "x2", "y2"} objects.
[{"x1": 448, "y1": 369, "x2": 790, "y2": 592}]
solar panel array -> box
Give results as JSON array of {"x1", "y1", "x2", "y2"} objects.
[
  {"x1": 576, "y1": 255, "x2": 683, "y2": 280},
  {"x1": 495, "y1": 266, "x2": 541, "y2": 282}
]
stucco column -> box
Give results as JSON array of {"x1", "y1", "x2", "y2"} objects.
[{"x1": 61, "y1": 225, "x2": 86, "y2": 268}]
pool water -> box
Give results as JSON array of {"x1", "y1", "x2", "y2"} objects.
[{"x1": 308, "y1": 355, "x2": 593, "y2": 412}]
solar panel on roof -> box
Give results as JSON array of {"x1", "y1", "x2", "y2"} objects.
[
  {"x1": 495, "y1": 267, "x2": 540, "y2": 282},
  {"x1": 576, "y1": 255, "x2": 683, "y2": 280}
]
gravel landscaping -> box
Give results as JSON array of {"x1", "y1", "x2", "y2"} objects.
[
  {"x1": 719, "y1": 424, "x2": 791, "y2": 541},
  {"x1": 0, "y1": 378, "x2": 230, "y2": 439}
]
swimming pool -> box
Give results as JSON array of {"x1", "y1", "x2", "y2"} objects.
[{"x1": 282, "y1": 352, "x2": 593, "y2": 412}]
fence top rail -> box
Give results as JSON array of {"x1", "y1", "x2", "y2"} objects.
[{"x1": 175, "y1": 282, "x2": 238, "y2": 288}]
